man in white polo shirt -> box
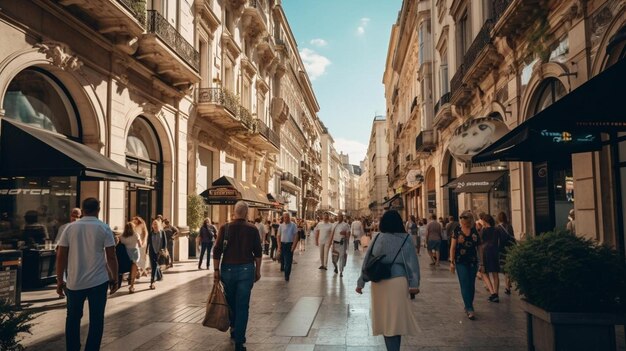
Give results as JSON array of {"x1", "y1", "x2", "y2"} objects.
[
  {"x1": 331, "y1": 212, "x2": 350, "y2": 277},
  {"x1": 315, "y1": 212, "x2": 333, "y2": 270},
  {"x1": 56, "y1": 198, "x2": 119, "y2": 351}
]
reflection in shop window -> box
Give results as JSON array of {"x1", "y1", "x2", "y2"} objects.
[{"x1": 0, "y1": 176, "x2": 77, "y2": 248}]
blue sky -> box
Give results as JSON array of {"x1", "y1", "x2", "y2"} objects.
[{"x1": 282, "y1": 0, "x2": 402, "y2": 164}]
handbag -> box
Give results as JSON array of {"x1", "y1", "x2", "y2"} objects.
[
  {"x1": 363, "y1": 233, "x2": 409, "y2": 283},
  {"x1": 157, "y1": 248, "x2": 170, "y2": 266},
  {"x1": 202, "y1": 282, "x2": 231, "y2": 332}
]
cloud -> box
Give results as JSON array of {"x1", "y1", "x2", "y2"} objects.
[
  {"x1": 334, "y1": 138, "x2": 368, "y2": 164},
  {"x1": 357, "y1": 17, "x2": 370, "y2": 35},
  {"x1": 310, "y1": 38, "x2": 328, "y2": 47},
  {"x1": 299, "y1": 48, "x2": 331, "y2": 80}
]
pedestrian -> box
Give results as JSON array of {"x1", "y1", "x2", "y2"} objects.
[
  {"x1": 406, "y1": 215, "x2": 419, "y2": 255},
  {"x1": 297, "y1": 219, "x2": 306, "y2": 252},
  {"x1": 120, "y1": 221, "x2": 142, "y2": 293},
  {"x1": 496, "y1": 212, "x2": 516, "y2": 295},
  {"x1": 479, "y1": 214, "x2": 501, "y2": 302},
  {"x1": 263, "y1": 220, "x2": 271, "y2": 255},
  {"x1": 425, "y1": 214, "x2": 443, "y2": 266},
  {"x1": 277, "y1": 212, "x2": 299, "y2": 281},
  {"x1": 131, "y1": 216, "x2": 149, "y2": 278},
  {"x1": 315, "y1": 212, "x2": 333, "y2": 270},
  {"x1": 270, "y1": 218, "x2": 280, "y2": 261},
  {"x1": 212, "y1": 201, "x2": 262, "y2": 351},
  {"x1": 254, "y1": 217, "x2": 266, "y2": 251},
  {"x1": 566, "y1": 209, "x2": 576, "y2": 234},
  {"x1": 350, "y1": 216, "x2": 364, "y2": 251},
  {"x1": 356, "y1": 210, "x2": 420, "y2": 351},
  {"x1": 417, "y1": 220, "x2": 426, "y2": 249},
  {"x1": 449, "y1": 210, "x2": 482, "y2": 320},
  {"x1": 198, "y1": 218, "x2": 216, "y2": 269},
  {"x1": 163, "y1": 218, "x2": 178, "y2": 268},
  {"x1": 440, "y1": 217, "x2": 450, "y2": 262},
  {"x1": 55, "y1": 197, "x2": 119, "y2": 351},
  {"x1": 55, "y1": 208, "x2": 81, "y2": 243},
  {"x1": 146, "y1": 219, "x2": 167, "y2": 290},
  {"x1": 331, "y1": 212, "x2": 350, "y2": 277}
]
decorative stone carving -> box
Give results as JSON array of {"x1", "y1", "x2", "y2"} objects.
[{"x1": 35, "y1": 41, "x2": 83, "y2": 71}]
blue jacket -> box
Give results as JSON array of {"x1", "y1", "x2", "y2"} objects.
[{"x1": 357, "y1": 232, "x2": 420, "y2": 289}]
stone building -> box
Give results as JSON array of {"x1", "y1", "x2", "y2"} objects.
[
  {"x1": 362, "y1": 116, "x2": 389, "y2": 218},
  {"x1": 385, "y1": 0, "x2": 626, "y2": 253}
]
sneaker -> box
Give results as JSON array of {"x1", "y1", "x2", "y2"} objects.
[
  {"x1": 235, "y1": 343, "x2": 247, "y2": 351},
  {"x1": 334, "y1": 267, "x2": 338, "y2": 274},
  {"x1": 322, "y1": 266, "x2": 328, "y2": 270},
  {"x1": 504, "y1": 288, "x2": 511, "y2": 295},
  {"x1": 318, "y1": 266, "x2": 324, "y2": 270},
  {"x1": 340, "y1": 272, "x2": 343, "y2": 277}
]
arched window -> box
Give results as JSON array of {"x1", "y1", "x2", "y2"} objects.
[
  {"x1": 125, "y1": 117, "x2": 162, "y2": 221},
  {"x1": 606, "y1": 26, "x2": 626, "y2": 68},
  {"x1": 3, "y1": 68, "x2": 79, "y2": 137},
  {"x1": 532, "y1": 78, "x2": 567, "y2": 115}
]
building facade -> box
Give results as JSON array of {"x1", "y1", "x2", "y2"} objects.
[
  {"x1": 384, "y1": 0, "x2": 626, "y2": 253},
  {"x1": 362, "y1": 116, "x2": 389, "y2": 218}
]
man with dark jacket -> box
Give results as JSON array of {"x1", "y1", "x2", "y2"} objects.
[{"x1": 213, "y1": 201, "x2": 262, "y2": 351}]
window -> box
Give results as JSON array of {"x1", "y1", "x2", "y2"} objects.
[
  {"x1": 440, "y1": 48, "x2": 449, "y2": 94},
  {"x1": 458, "y1": 10, "x2": 470, "y2": 61},
  {"x1": 533, "y1": 78, "x2": 567, "y2": 115}
]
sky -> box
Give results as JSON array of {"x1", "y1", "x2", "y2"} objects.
[{"x1": 282, "y1": 0, "x2": 402, "y2": 164}]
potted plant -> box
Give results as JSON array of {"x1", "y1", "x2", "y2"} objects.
[
  {"x1": 505, "y1": 231, "x2": 626, "y2": 351},
  {"x1": 187, "y1": 194, "x2": 206, "y2": 258},
  {"x1": 0, "y1": 299, "x2": 36, "y2": 351}
]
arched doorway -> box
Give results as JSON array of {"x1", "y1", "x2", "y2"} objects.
[
  {"x1": 0, "y1": 67, "x2": 81, "y2": 242},
  {"x1": 125, "y1": 117, "x2": 163, "y2": 222},
  {"x1": 528, "y1": 78, "x2": 571, "y2": 234}
]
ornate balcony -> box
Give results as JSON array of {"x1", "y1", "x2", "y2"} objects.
[
  {"x1": 281, "y1": 172, "x2": 302, "y2": 192},
  {"x1": 197, "y1": 88, "x2": 254, "y2": 133},
  {"x1": 433, "y1": 92, "x2": 455, "y2": 129},
  {"x1": 249, "y1": 119, "x2": 280, "y2": 151},
  {"x1": 270, "y1": 96, "x2": 289, "y2": 126},
  {"x1": 450, "y1": 20, "x2": 502, "y2": 107},
  {"x1": 241, "y1": 0, "x2": 268, "y2": 43},
  {"x1": 493, "y1": 0, "x2": 546, "y2": 38},
  {"x1": 57, "y1": 0, "x2": 145, "y2": 54},
  {"x1": 415, "y1": 129, "x2": 436, "y2": 156},
  {"x1": 137, "y1": 10, "x2": 200, "y2": 86}
]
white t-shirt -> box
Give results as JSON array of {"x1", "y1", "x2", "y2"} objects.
[
  {"x1": 57, "y1": 216, "x2": 115, "y2": 290},
  {"x1": 332, "y1": 222, "x2": 350, "y2": 241},
  {"x1": 255, "y1": 222, "x2": 266, "y2": 242},
  {"x1": 350, "y1": 220, "x2": 364, "y2": 238},
  {"x1": 316, "y1": 222, "x2": 333, "y2": 244}
]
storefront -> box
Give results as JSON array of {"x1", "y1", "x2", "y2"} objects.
[
  {"x1": 473, "y1": 56, "x2": 626, "y2": 255},
  {"x1": 444, "y1": 170, "x2": 510, "y2": 216},
  {"x1": 200, "y1": 176, "x2": 273, "y2": 220}
]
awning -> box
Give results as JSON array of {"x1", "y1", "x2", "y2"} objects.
[
  {"x1": 200, "y1": 176, "x2": 273, "y2": 208},
  {"x1": 444, "y1": 170, "x2": 508, "y2": 193},
  {"x1": 266, "y1": 193, "x2": 284, "y2": 211},
  {"x1": 0, "y1": 119, "x2": 144, "y2": 183},
  {"x1": 473, "y1": 58, "x2": 626, "y2": 163}
]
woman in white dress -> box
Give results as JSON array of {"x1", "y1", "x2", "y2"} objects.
[
  {"x1": 120, "y1": 222, "x2": 142, "y2": 293},
  {"x1": 132, "y1": 216, "x2": 149, "y2": 277}
]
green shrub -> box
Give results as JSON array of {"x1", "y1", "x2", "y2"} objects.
[
  {"x1": 187, "y1": 194, "x2": 207, "y2": 232},
  {"x1": 505, "y1": 231, "x2": 626, "y2": 313},
  {"x1": 0, "y1": 299, "x2": 36, "y2": 351}
]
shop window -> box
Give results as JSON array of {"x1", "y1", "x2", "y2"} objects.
[
  {"x1": 125, "y1": 117, "x2": 162, "y2": 222},
  {"x1": 533, "y1": 78, "x2": 566, "y2": 115},
  {"x1": 3, "y1": 68, "x2": 78, "y2": 137},
  {"x1": 0, "y1": 176, "x2": 77, "y2": 247}
]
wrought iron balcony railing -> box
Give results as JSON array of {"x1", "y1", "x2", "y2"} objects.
[
  {"x1": 255, "y1": 119, "x2": 280, "y2": 148},
  {"x1": 248, "y1": 0, "x2": 267, "y2": 24},
  {"x1": 415, "y1": 129, "x2": 436, "y2": 153},
  {"x1": 197, "y1": 88, "x2": 239, "y2": 115},
  {"x1": 450, "y1": 19, "x2": 494, "y2": 95},
  {"x1": 493, "y1": 0, "x2": 514, "y2": 23},
  {"x1": 147, "y1": 10, "x2": 199, "y2": 71},
  {"x1": 434, "y1": 92, "x2": 451, "y2": 115},
  {"x1": 117, "y1": 0, "x2": 146, "y2": 25},
  {"x1": 239, "y1": 106, "x2": 254, "y2": 130}
]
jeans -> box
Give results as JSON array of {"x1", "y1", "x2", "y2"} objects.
[
  {"x1": 149, "y1": 250, "x2": 161, "y2": 283},
  {"x1": 281, "y1": 242, "x2": 294, "y2": 279},
  {"x1": 65, "y1": 281, "x2": 109, "y2": 351},
  {"x1": 198, "y1": 242, "x2": 213, "y2": 268},
  {"x1": 220, "y1": 263, "x2": 255, "y2": 344},
  {"x1": 270, "y1": 236, "x2": 278, "y2": 259},
  {"x1": 456, "y1": 263, "x2": 478, "y2": 312}
]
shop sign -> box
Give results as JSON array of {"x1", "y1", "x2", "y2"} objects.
[
  {"x1": 456, "y1": 181, "x2": 491, "y2": 190},
  {"x1": 448, "y1": 116, "x2": 509, "y2": 163},
  {"x1": 0, "y1": 188, "x2": 76, "y2": 196},
  {"x1": 207, "y1": 187, "x2": 238, "y2": 197},
  {"x1": 539, "y1": 130, "x2": 596, "y2": 144}
]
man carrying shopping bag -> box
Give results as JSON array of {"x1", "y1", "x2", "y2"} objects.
[{"x1": 211, "y1": 201, "x2": 262, "y2": 351}]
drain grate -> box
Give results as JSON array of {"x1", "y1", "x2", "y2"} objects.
[{"x1": 160, "y1": 305, "x2": 206, "y2": 324}]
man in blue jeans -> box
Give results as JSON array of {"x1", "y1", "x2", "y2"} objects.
[
  {"x1": 55, "y1": 198, "x2": 119, "y2": 351},
  {"x1": 277, "y1": 211, "x2": 299, "y2": 281},
  {"x1": 213, "y1": 201, "x2": 262, "y2": 351}
]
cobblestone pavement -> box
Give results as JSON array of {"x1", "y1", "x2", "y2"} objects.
[{"x1": 20, "y1": 236, "x2": 563, "y2": 350}]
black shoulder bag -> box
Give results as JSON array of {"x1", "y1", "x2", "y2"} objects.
[{"x1": 364, "y1": 234, "x2": 409, "y2": 283}]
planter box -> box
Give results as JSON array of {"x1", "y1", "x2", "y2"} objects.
[{"x1": 522, "y1": 300, "x2": 625, "y2": 351}]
